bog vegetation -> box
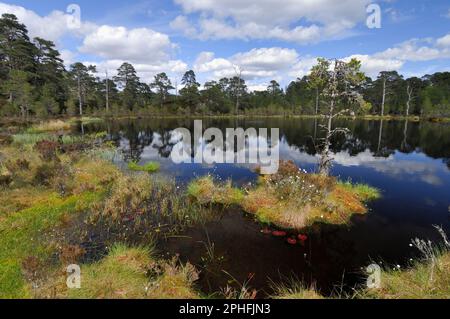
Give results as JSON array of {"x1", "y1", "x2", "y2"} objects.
[{"x1": 0, "y1": 120, "x2": 449, "y2": 299}]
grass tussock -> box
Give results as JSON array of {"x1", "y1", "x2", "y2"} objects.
[
  {"x1": 128, "y1": 161, "x2": 160, "y2": 173},
  {"x1": 27, "y1": 120, "x2": 72, "y2": 133},
  {"x1": 271, "y1": 280, "x2": 323, "y2": 299},
  {"x1": 362, "y1": 252, "x2": 450, "y2": 299},
  {"x1": 188, "y1": 161, "x2": 380, "y2": 230},
  {"x1": 362, "y1": 229, "x2": 450, "y2": 299},
  {"x1": 187, "y1": 175, "x2": 244, "y2": 206},
  {"x1": 65, "y1": 244, "x2": 199, "y2": 299}
]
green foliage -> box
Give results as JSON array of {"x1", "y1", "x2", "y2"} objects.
[{"x1": 127, "y1": 161, "x2": 160, "y2": 173}]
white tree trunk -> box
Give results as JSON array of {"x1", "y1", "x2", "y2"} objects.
[
  {"x1": 406, "y1": 83, "x2": 413, "y2": 117},
  {"x1": 78, "y1": 75, "x2": 83, "y2": 116},
  {"x1": 381, "y1": 78, "x2": 386, "y2": 117}
]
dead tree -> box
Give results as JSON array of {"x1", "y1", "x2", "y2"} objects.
[
  {"x1": 233, "y1": 65, "x2": 243, "y2": 115},
  {"x1": 406, "y1": 82, "x2": 414, "y2": 117},
  {"x1": 317, "y1": 59, "x2": 365, "y2": 176}
]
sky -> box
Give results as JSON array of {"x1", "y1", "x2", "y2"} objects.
[{"x1": 1, "y1": 0, "x2": 449, "y2": 91}]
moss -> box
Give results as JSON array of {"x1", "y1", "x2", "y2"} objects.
[
  {"x1": 361, "y1": 252, "x2": 450, "y2": 299},
  {"x1": 0, "y1": 192, "x2": 102, "y2": 298},
  {"x1": 338, "y1": 181, "x2": 381, "y2": 202},
  {"x1": 127, "y1": 161, "x2": 160, "y2": 173}
]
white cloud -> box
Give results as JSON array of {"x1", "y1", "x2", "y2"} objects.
[
  {"x1": 60, "y1": 49, "x2": 77, "y2": 67},
  {"x1": 0, "y1": 2, "x2": 95, "y2": 42},
  {"x1": 79, "y1": 25, "x2": 174, "y2": 64},
  {"x1": 436, "y1": 34, "x2": 450, "y2": 48},
  {"x1": 289, "y1": 57, "x2": 320, "y2": 78},
  {"x1": 343, "y1": 54, "x2": 404, "y2": 78},
  {"x1": 172, "y1": 0, "x2": 371, "y2": 43},
  {"x1": 170, "y1": 15, "x2": 197, "y2": 37},
  {"x1": 341, "y1": 34, "x2": 450, "y2": 78},
  {"x1": 194, "y1": 48, "x2": 298, "y2": 82},
  {"x1": 376, "y1": 39, "x2": 448, "y2": 61},
  {"x1": 86, "y1": 59, "x2": 188, "y2": 84}
]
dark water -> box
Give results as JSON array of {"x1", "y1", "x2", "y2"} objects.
[{"x1": 82, "y1": 118, "x2": 450, "y2": 296}]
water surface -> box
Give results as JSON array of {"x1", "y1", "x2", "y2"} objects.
[{"x1": 82, "y1": 118, "x2": 450, "y2": 296}]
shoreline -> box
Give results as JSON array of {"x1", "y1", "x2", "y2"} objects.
[{"x1": 1, "y1": 114, "x2": 449, "y2": 126}]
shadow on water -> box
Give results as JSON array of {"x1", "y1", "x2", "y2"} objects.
[
  {"x1": 157, "y1": 205, "x2": 445, "y2": 298},
  {"x1": 75, "y1": 117, "x2": 450, "y2": 297}
]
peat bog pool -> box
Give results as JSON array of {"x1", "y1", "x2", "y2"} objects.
[{"x1": 79, "y1": 118, "x2": 450, "y2": 297}]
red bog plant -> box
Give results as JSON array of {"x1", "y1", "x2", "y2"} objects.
[
  {"x1": 272, "y1": 230, "x2": 287, "y2": 237},
  {"x1": 298, "y1": 234, "x2": 308, "y2": 245}
]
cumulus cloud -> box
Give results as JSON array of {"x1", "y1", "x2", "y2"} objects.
[
  {"x1": 194, "y1": 47, "x2": 298, "y2": 82},
  {"x1": 376, "y1": 38, "x2": 449, "y2": 61},
  {"x1": 343, "y1": 54, "x2": 404, "y2": 78},
  {"x1": 437, "y1": 34, "x2": 450, "y2": 48},
  {"x1": 342, "y1": 34, "x2": 450, "y2": 78},
  {"x1": 0, "y1": 2, "x2": 95, "y2": 42},
  {"x1": 0, "y1": 2, "x2": 186, "y2": 84},
  {"x1": 79, "y1": 25, "x2": 174, "y2": 63},
  {"x1": 86, "y1": 59, "x2": 188, "y2": 84},
  {"x1": 171, "y1": 0, "x2": 370, "y2": 43}
]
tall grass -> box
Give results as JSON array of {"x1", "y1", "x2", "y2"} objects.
[
  {"x1": 270, "y1": 279, "x2": 323, "y2": 299},
  {"x1": 12, "y1": 133, "x2": 56, "y2": 145},
  {"x1": 361, "y1": 226, "x2": 450, "y2": 299},
  {"x1": 27, "y1": 120, "x2": 71, "y2": 133}
]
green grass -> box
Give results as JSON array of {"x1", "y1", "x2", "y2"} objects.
[
  {"x1": 127, "y1": 161, "x2": 160, "y2": 173},
  {"x1": 67, "y1": 243, "x2": 200, "y2": 299},
  {"x1": 361, "y1": 251, "x2": 450, "y2": 299},
  {"x1": 339, "y1": 181, "x2": 381, "y2": 201},
  {"x1": 69, "y1": 117, "x2": 104, "y2": 124},
  {"x1": 12, "y1": 133, "x2": 56, "y2": 145},
  {"x1": 0, "y1": 192, "x2": 103, "y2": 298},
  {"x1": 187, "y1": 175, "x2": 245, "y2": 206},
  {"x1": 68, "y1": 244, "x2": 154, "y2": 299},
  {"x1": 271, "y1": 280, "x2": 323, "y2": 299}
]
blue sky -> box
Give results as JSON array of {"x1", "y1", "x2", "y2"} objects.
[{"x1": 1, "y1": 0, "x2": 449, "y2": 90}]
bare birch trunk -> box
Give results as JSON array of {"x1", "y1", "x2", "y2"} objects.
[{"x1": 381, "y1": 78, "x2": 386, "y2": 117}]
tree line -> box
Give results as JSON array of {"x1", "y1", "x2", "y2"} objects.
[{"x1": 1, "y1": 13, "x2": 449, "y2": 119}]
